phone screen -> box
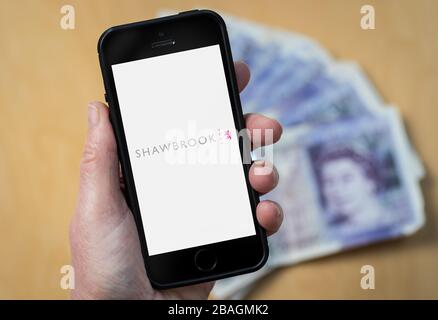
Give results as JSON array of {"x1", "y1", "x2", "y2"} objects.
[{"x1": 112, "y1": 44, "x2": 256, "y2": 256}]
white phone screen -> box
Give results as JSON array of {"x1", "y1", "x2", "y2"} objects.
[{"x1": 112, "y1": 45, "x2": 256, "y2": 256}]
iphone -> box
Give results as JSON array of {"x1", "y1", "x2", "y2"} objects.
[{"x1": 98, "y1": 10, "x2": 268, "y2": 289}]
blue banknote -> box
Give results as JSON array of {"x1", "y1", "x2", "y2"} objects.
[
  {"x1": 267, "y1": 108, "x2": 424, "y2": 266},
  {"x1": 213, "y1": 108, "x2": 424, "y2": 299},
  {"x1": 226, "y1": 16, "x2": 332, "y2": 115},
  {"x1": 226, "y1": 18, "x2": 385, "y2": 127}
]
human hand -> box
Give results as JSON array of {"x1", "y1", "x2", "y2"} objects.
[{"x1": 70, "y1": 61, "x2": 283, "y2": 299}]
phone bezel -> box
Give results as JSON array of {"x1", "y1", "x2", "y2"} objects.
[{"x1": 98, "y1": 10, "x2": 268, "y2": 289}]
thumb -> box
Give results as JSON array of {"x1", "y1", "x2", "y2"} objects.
[{"x1": 76, "y1": 101, "x2": 125, "y2": 222}]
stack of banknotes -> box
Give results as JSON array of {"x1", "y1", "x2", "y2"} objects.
[{"x1": 158, "y1": 11, "x2": 426, "y2": 299}]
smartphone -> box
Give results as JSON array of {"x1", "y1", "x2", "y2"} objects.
[{"x1": 97, "y1": 9, "x2": 268, "y2": 289}]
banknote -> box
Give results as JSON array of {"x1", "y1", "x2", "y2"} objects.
[
  {"x1": 268, "y1": 107, "x2": 424, "y2": 265},
  {"x1": 213, "y1": 108, "x2": 424, "y2": 298},
  {"x1": 226, "y1": 15, "x2": 332, "y2": 115},
  {"x1": 226, "y1": 17, "x2": 385, "y2": 126},
  {"x1": 271, "y1": 62, "x2": 383, "y2": 126}
]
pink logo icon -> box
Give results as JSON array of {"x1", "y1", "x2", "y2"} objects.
[{"x1": 224, "y1": 130, "x2": 232, "y2": 141}]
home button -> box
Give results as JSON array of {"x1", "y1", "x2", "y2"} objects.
[{"x1": 194, "y1": 249, "x2": 217, "y2": 272}]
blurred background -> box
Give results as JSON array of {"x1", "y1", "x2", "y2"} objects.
[{"x1": 0, "y1": 0, "x2": 437, "y2": 299}]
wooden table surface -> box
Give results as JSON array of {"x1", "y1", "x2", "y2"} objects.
[{"x1": 0, "y1": 0, "x2": 437, "y2": 299}]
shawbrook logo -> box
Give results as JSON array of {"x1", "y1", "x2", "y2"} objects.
[
  {"x1": 135, "y1": 129, "x2": 232, "y2": 158},
  {"x1": 130, "y1": 123, "x2": 274, "y2": 170},
  {"x1": 132, "y1": 127, "x2": 249, "y2": 166}
]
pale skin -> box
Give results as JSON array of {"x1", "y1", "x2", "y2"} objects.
[{"x1": 70, "y1": 61, "x2": 283, "y2": 299}]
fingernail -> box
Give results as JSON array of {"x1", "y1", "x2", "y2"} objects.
[
  {"x1": 88, "y1": 103, "x2": 100, "y2": 128},
  {"x1": 253, "y1": 160, "x2": 272, "y2": 176},
  {"x1": 253, "y1": 160, "x2": 265, "y2": 167}
]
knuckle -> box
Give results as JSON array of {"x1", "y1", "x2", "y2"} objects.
[{"x1": 80, "y1": 141, "x2": 100, "y2": 168}]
